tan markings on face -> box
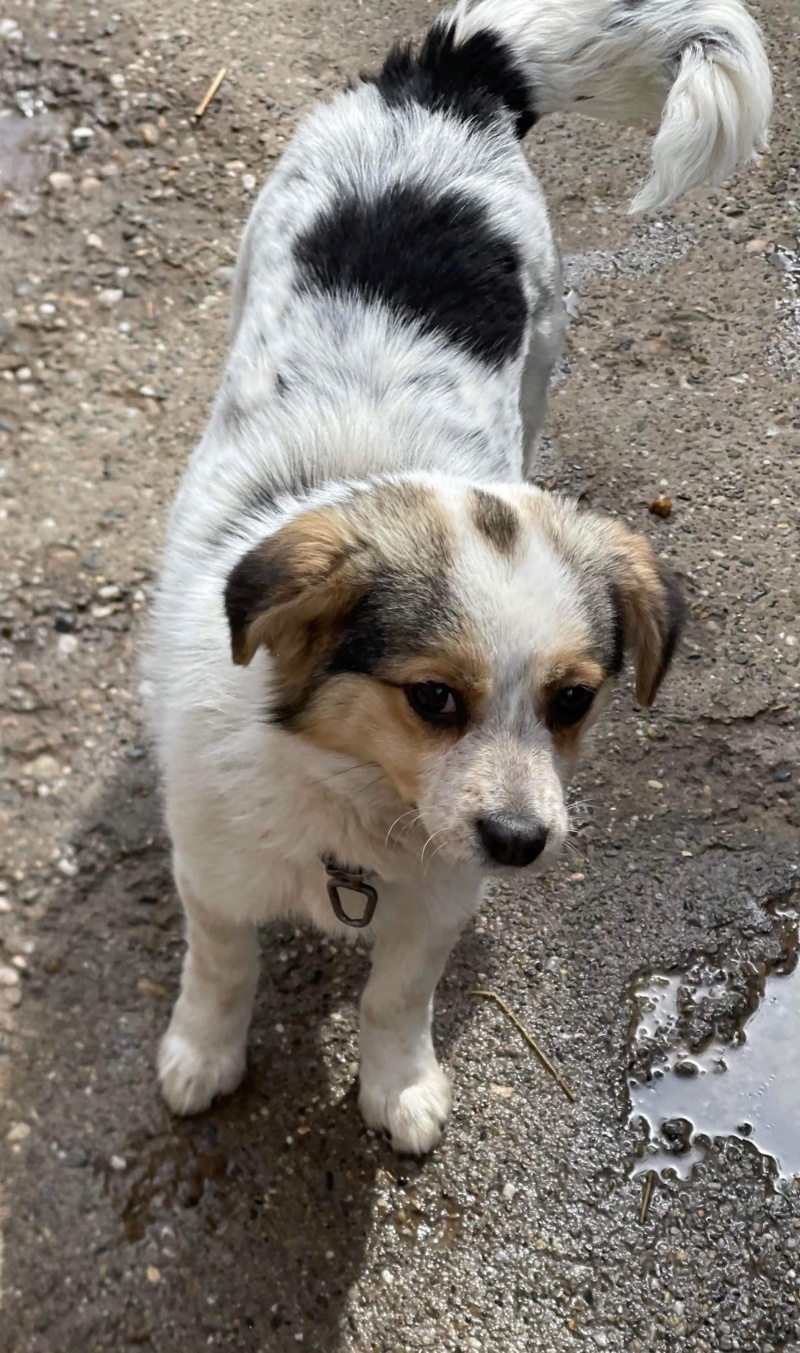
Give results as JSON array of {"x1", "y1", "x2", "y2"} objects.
[
  {"x1": 535, "y1": 649, "x2": 606, "y2": 768},
  {"x1": 379, "y1": 637, "x2": 492, "y2": 714},
  {"x1": 294, "y1": 622, "x2": 493, "y2": 800},
  {"x1": 292, "y1": 675, "x2": 462, "y2": 804},
  {"x1": 515, "y1": 487, "x2": 683, "y2": 708},
  {"x1": 470, "y1": 489, "x2": 520, "y2": 557},
  {"x1": 226, "y1": 480, "x2": 460, "y2": 725}
]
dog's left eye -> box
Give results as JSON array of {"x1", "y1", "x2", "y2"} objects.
[
  {"x1": 549, "y1": 685, "x2": 596, "y2": 728},
  {"x1": 404, "y1": 682, "x2": 466, "y2": 729}
]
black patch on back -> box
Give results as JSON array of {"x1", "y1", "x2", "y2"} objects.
[
  {"x1": 294, "y1": 183, "x2": 527, "y2": 368},
  {"x1": 470, "y1": 489, "x2": 519, "y2": 555},
  {"x1": 363, "y1": 19, "x2": 536, "y2": 138}
]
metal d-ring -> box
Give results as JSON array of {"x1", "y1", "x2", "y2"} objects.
[{"x1": 324, "y1": 865, "x2": 378, "y2": 929}]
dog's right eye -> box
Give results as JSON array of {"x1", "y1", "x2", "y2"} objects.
[
  {"x1": 548, "y1": 684, "x2": 596, "y2": 728},
  {"x1": 404, "y1": 682, "x2": 466, "y2": 729}
]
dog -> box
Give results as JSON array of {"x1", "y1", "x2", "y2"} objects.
[{"x1": 146, "y1": 0, "x2": 771, "y2": 1154}]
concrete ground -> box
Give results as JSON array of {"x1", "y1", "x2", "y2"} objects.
[{"x1": 0, "y1": 0, "x2": 798, "y2": 1349}]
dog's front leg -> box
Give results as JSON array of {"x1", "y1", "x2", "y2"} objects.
[
  {"x1": 358, "y1": 872, "x2": 481, "y2": 1155},
  {"x1": 159, "y1": 862, "x2": 260, "y2": 1116}
]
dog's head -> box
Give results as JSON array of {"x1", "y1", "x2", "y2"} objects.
[{"x1": 224, "y1": 479, "x2": 683, "y2": 871}]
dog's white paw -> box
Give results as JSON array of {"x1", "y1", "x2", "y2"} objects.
[
  {"x1": 158, "y1": 1027, "x2": 246, "y2": 1116},
  {"x1": 359, "y1": 1062, "x2": 452, "y2": 1155}
]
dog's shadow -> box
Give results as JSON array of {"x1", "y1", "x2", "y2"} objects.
[{"x1": 4, "y1": 754, "x2": 493, "y2": 1352}]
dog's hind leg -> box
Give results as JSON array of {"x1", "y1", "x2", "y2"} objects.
[{"x1": 158, "y1": 861, "x2": 260, "y2": 1116}]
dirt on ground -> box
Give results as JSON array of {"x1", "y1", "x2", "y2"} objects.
[{"x1": 0, "y1": 1, "x2": 798, "y2": 1350}]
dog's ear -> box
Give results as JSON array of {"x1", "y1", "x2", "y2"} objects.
[
  {"x1": 224, "y1": 507, "x2": 371, "y2": 667},
  {"x1": 607, "y1": 526, "x2": 685, "y2": 707}
]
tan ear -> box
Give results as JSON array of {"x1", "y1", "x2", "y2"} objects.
[
  {"x1": 608, "y1": 526, "x2": 685, "y2": 707},
  {"x1": 223, "y1": 507, "x2": 370, "y2": 668}
]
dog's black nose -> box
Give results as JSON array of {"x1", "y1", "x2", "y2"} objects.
[{"x1": 476, "y1": 814, "x2": 549, "y2": 868}]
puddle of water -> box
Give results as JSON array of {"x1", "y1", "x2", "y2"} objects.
[
  {"x1": 628, "y1": 904, "x2": 800, "y2": 1183},
  {"x1": 0, "y1": 110, "x2": 69, "y2": 194}
]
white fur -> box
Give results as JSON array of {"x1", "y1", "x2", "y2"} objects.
[
  {"x1": 452, "y1": 0, "x2": 772, "y2": 209},
  {"x1": 146, "y1": 1, "x2": 768, "y2": 1153}
]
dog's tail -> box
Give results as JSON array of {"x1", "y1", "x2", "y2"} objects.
[{"x1": 448, "y1": 0, "x2": 771, "y2": 211}]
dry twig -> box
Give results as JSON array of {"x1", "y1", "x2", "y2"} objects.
[
  {"x1": 472, "y1": 988, "x2": 576, "y2": 1103},
  {"x1": 638, "y1": 1170, "x2": 657, "y2": 1225},
  {"x1": 193, "y1": 66, "x2": 227, "y2": 122}
]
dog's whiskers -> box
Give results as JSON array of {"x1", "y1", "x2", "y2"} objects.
[
  {"x1": 423, "y1": 834, "x2": 455, "y2": 879},
  {"x1": 420, "y1": 826, "x2": 451, "y2": 869},
  {"x1": 385, "y1": 809, "x2": 422, "y2": 848}
]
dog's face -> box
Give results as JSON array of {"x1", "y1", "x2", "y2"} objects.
[{"x1": 225, "y1": 479, "x2": 683, "y2": 871}]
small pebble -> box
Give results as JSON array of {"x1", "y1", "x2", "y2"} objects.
[
  {"x1": 490, "y1": 1084, "x2": 515, "y2": 1099},
  {"x1": 71, "y1": 126, "x2": 94, "y2": 148},
  {"x1": 0, "y1": 965, "x2": 21, "y2": 987},
  {"x1": 674, "y1": 1059, "x2": 701, "y2": 1078},
  {"x1": 139, "y1": 122, "x2": 160, "y2": 146},
  {"x1": 97, "y1": 288, "x2": 124, "y2": 309},
  {"x1": 648, "y1": 494, "x2": 673, "y2": 518},
  {"x1": 146, "y1": 1265, "x2": 161, "y2": 1284},
  {"x1": 28, "y1": 755, "x2": 60, "y2": 781},
  {"x1": 47, "y1": 172, "x2": 74, "y2": 194},
  {"x1": 7, "y1": 1123, "x2": 31, "y2": 1143},
  {"x1": 110, "y1": 1154, "x2": 127, "y2": 1171}
]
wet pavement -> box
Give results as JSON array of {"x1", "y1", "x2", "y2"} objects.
[
  {"x1": 1, "y1": 0, "x2": 799, "y2": 1350},
  {"x1": 629, "y1": 895, "x2": 800, "y2": 1183}
]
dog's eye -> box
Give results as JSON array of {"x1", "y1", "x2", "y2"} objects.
[
  {"x1": 404, "y1": 682, "x2": 466, "y2": 728},
  {"x1": 549, "y1": 685, "x2": 596, "y2": 728}
]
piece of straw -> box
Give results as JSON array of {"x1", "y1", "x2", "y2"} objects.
[
  {"x1": 193, "y1": 66, "x2": 227, "y2": 122},
  {"x1": 473, "y1": 988, "x2": 576, "y2": 1103}
]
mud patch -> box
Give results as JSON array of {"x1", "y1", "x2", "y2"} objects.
[{"x1": 627, "y1": 891, "x2": 800, "y2": 1182}]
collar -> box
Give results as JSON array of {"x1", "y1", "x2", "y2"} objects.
[{"x1": 322, "y1": 853, "x2": 378, "y2": 929}]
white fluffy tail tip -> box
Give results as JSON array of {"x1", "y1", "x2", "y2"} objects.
[{"x1": 630, "y1": 35, "x2": 771, "y2": 214}]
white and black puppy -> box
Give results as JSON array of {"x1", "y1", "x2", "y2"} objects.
[{"x1": 146, "y1": 0, "x2": 771, "y2": 1153}]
